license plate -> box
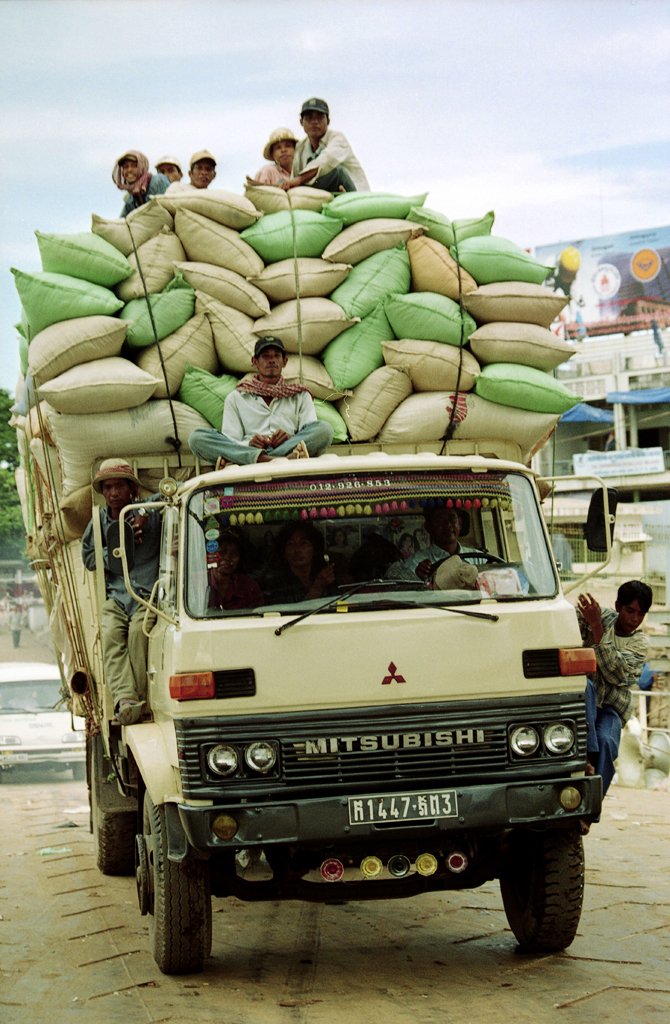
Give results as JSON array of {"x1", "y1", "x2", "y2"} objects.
[
  {"x1": 1, "y1": 752, "x2": 29, "y2": 761},
  {"x1": 348, "y1": 789, "x2": 458, "y2": 825}
]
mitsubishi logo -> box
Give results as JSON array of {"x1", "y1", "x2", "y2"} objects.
[{"x1": 381, "y1": 662, "x2": 406, "y2": 685}]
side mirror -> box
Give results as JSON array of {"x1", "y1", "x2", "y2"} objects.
[
  {"x1": 106, "y1": 519, "x2": 136, "y2": 574},
  {"x1": 584, "y1": 487, "x2": 618, "y2": 552}
]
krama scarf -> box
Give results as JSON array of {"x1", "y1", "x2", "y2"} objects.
[
  {"x1": 112, "y1": 150, "x2": 152, "y2": 197},
  {"x1": 237, "y1": 375, "x2": 310, "y2": 400}
]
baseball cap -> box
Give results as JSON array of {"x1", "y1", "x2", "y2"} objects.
[
  {"x1": 254, "y1": 335, "x2": 287, "y2": 357},
  {"x1": 189, "y1": 149, "x2": 217, "y2": 169},
  {"x1": 300, "y1": 97, "x2": 329, "y2": 117},
  {"x1": 156, "y1": 155, "x2": 182, "y2": 173},
  {"x1": 92, "y1": 458, "x2": 141, "y2": 494}
]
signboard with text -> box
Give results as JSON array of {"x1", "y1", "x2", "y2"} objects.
[{"x1": 573, "y1": 448, "x2": 666, "y2": 478}]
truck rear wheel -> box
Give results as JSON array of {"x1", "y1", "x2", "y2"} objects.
[
  {"x1": 500, "y1": 828, "x2": 584, "y2": 953},
  {"x1": 89, "y1": 735, "x2": 136, "y2": 876},
  {"x1": 143, "y1": 791, "x2": 212, "y2": 975}
]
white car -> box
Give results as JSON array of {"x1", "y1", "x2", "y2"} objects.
[{"x1": 0, "y1": 662, "x2": 86, "y2": 780}]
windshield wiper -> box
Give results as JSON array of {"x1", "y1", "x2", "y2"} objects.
[{"x1": 274, "y1": 579, "x2": 498, "y2": 635}]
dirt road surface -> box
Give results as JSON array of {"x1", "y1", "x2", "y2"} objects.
[{"x1": 1, "y1": 631, "x2": 669, "y2": 1023}]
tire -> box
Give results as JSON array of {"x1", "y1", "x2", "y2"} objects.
[
  {"x1": 89, "y1": 736, "x2": 136, "y2": 876},
  {"x1": 500, "y1": 828, "x2": 584, "y2": 953},
  {"x1": 143, "y1": 791, "x2": 212, "y2": 975}
]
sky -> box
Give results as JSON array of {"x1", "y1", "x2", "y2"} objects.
[{"x1": 1, "y1": 0, "x2": 669, "y2": 396}]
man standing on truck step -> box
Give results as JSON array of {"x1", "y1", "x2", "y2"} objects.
[
  {"x1": 577, "y1": 580, "x2": 652, "y2": 801},
  {"x1": 282, "y1": 97, "x2": 370, "y2": 193},
  {"x1": 188, "y1": 336, "x2": 333, "y2": 467},
  {"x1": 82, "y1": 459, "x2": 161, "y2": 726}
]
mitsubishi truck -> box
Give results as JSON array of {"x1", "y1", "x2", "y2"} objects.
[{"x1": 23, "y1": 438, "x2": 608, "y2": 974}]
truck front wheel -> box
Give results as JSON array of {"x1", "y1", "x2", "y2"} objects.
[
  {"x1": 500, "y1": 828, "x2": 584, "y2": 953},
  {"x1": 143, "y1": 791, "x2": 212, "y2": 975}
]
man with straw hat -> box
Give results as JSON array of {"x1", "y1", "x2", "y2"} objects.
[{"x1": 81, "y1": 459, "x2": 161, "y2": 726}]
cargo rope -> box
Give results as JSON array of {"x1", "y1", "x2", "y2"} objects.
[
  {"x1": 125, "y1": 218, "x2": 183, "y2": 464},
  {"x1": 440, "y1": 227, "x2": 467, "y2": 453}
]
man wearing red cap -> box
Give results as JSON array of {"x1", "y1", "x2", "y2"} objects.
[{"x1": 81, "y1": 459, "x2": 161, "y2": 726}]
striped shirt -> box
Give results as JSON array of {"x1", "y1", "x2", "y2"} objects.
[{"x1": 578, "y1": 606, "x2": 648, "y2": 722}]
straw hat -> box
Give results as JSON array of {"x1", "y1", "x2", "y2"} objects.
[
  {"x1": 263, "y1": 127, "x2": 299, "y2": 162},
  {"x1": 92, "y1": 459, "x2": 141, "y2": 494}
]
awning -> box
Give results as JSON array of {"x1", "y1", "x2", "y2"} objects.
[
  {"x1": 560, "y1": 403, "x2": 614, "y2": 424},
  {"x1": 606, "y1": 387, "x2": 670, "y2": 405}
]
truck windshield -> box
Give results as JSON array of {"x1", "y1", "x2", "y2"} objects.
[{"x1": 184, "y1": 469, "x2": 557, "y2": 618}]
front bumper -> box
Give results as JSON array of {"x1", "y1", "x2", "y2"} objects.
[
  {"x1": 177, "y1": 775, "x2": 602, "y2": 851},
  {"x1": 0, "y1": 748, "x2": 85, "y2": 769}
]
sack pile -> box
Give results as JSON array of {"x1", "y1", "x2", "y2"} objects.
[{"x1": 12, "y1": 185, "x2": 579, "y2": 518}]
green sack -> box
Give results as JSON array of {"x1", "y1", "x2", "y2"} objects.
[
  {"x1": 36, "y1": 230, "x2": 132, "y2": 287},
  {"x1": 324, "y1": 191, "x2": 428, "y2": 226},
  {"x1": 11, "y1": 268, "x2": 124, "y2": 335},
  {"x1": 120, "y1": 274, "x2": 195, "y2": 349},
  {"x1": 322, "y1": 303, "x2": 393, "y2": 390},
  {"x1": 407, "y1": 208, "x2": 495, "y2": 248},
  {"x1": 384, "y1": 292, "x2": 476, "y2": 347},
  {"x1": 330, "y1": 245, "x2": 410, "y2": 319},
  {"x1": 314, "y1": 398, "x2": 348, "y2": 443},
  {"x1": 474, "y1": 363, "x2": 579, "y2": 414},
  {"x1": 178, "y1": 365, "x2": 239, "y2": 427},
  {"x1": 452, "y1": 236, "x2": 552, "y2": 286},
  {"x1": 240, "y1": 210, "x2": 342, "y2": 264}
]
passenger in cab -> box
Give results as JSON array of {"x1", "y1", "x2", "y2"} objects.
[
  {"x1": 188, "y1": 336, "x2": 333, "y2": 467},
  {"x1": 264, "y1": 523, "x2": 335, "y2": 604},
  {"x1": 248, "y1": 127, "x2": 298, "y2": 186},
  {"x1": 282, "y1": 97, "x2": 370, "y2": 193},
  {"x1": 113, "y1": 150, "x2": 170, "y2": 217},
  {"x1": 207, "y1": 531, "x2": 263, "y2": 611},
  {"x1": 81, "y1": 459, "x2": 161, "y2": 725},
  {"x1": 166, "y1": 149, "x2": 217, "y2": 192},
  {"x1": 155, "y1": 155, "x2": 183, "y2": 183}
]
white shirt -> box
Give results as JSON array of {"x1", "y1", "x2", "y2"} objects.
[
  {"x1": 293, "y1": 128, "x2": 370, "y2": 191},
  {"x1": 222, "y1": 389, "x2": 317, "y2": 443},
  {"x1": 165, "y1": 182, "x2": 207, "y2": 194}
]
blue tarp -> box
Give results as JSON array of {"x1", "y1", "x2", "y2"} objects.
[
  {"x1": 560, "y1": 403, "x2": 614, "y2": 424},
  {"x1": 606, "y1": 388, "x2": 670, "y2": 405}
]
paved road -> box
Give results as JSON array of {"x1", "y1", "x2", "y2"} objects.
[{"x1": 0, "y1": 768, "x2": 668, "y2": 1024}]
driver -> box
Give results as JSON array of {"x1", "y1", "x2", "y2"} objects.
[{"x1": 405, "y1": 507, "x2": 476, "y2": 581}]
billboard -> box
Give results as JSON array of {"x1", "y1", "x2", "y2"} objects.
[{"x1": 534, "y1": 225, "x2": 670, "y2": 341}]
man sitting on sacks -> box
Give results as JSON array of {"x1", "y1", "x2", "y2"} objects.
[
  {"x1": 188, "y1": 336, "x2": 333, "y2": 467},
  {"x1": 247, "y1": 127, "x2": 299, "y2": 187},
  {"x1": 166, "y1": 149, "x2": 217, "y2": 193},
  {"x1": 280, "y1": 97, "x2": 370, "y2": 194},
  {"x1": 82, "y1": 459, "x2": 161, "y2": 726}
]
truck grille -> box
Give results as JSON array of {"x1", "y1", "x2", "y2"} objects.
[{"x1": 175, "y1": 695, "x2": 586, "y2": 800}]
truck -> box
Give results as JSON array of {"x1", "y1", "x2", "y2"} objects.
[{"x1": 20, "y1": 434, "x2": 608, "y2": 975}]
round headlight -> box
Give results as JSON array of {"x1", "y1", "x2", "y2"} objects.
[
  {"x1": 544, "y1": 722, "x2": 575, "y2": 754},
  {"x1": 207, "y1": 744, "x2": 238, "y2": 776},
  {"x1": 510, "y1": 725, "x2": 540, "y2": 756},
  {"x1": 245, "y1": 741, "x2": 277, "y2": 774}
]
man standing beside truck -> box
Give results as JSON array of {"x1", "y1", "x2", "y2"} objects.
[
  {"x1": 82, "y1": 460, "x2": 161, "y2": 726},
  {"x1": 577, "y1": 581, "x2": 652, "y2": 799}
]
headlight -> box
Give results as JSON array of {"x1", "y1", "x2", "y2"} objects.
[
  {"x1": 510, "y1": 725, "x2": 540, "y2": 756},
  {"x1": 207, "y1": 744, "x2": 238, "y2": 776},
  {"x1": 245, "y1": 741, "x2": 277, "y2": 774},
  {"x1": 61, "y1": 732, "x2": 85, "y2": 744},
  {"x1": 543, "y1": 722, "x2": 575, "y2": 754},
  {"x1": 0, "y1": 735, "x2": 21, "y2": 745}
]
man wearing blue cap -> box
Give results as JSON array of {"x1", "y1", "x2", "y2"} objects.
[
  {"x1": 188, "y1": 336, "x2": 333, "y2": 467},
  {"x1": 284, "y1": 97, "x2": 370, "y2": 193}
]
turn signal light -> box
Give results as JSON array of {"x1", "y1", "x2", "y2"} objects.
[
  {"x1": 415, "y1": 852, "x2": 439, "y2": 876},
  {"x1": 169, "y1": 672, "x2": 216, "y2": 700},
  {"x1": 360, "y1": 856, "x2": 383, "y2": 879},
  {"x1": 212, "y1": 814, "x2": 239, "y2": 840},
  {"x1": 446, "y1": 852, "x2": 468, "y2": 874},
  {"x1": 559, "y1": 786, "x2": 582, "y2": 811},
  {"x1": 558, "y1": 648, "x2": 597, "y2": 676}
]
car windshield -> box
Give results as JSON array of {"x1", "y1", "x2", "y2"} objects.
[
  {"x1": 0, "y1": 679, "x2": 63, "y2": 713},
  {"x1": 183, "y1": 468, "x2": 557, "y2": 618}
]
